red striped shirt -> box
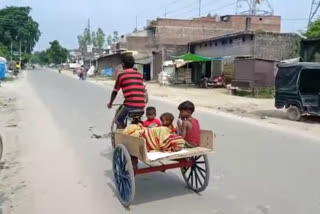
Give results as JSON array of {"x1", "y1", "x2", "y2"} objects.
[{"x1": 114, "y1": 69, "x2": 146, "y2": 108}]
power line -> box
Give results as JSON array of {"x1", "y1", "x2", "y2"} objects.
[
  {"x1": 166, "y1": 0, "x2": 200, "y2": 17},
  {"x1": 202, "y1": 1, "x2": 238, "y2": 15},
  {"x1": 309, "y1": 0, "x2": 320, "y2": 25},
  {"x1": 282, "y1": 18, "x2": 308, "y2": 21}
]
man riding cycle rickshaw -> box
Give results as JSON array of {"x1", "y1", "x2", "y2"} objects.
[{"x1": 107, "y1": 54, "x2": 147, "y2": 129}]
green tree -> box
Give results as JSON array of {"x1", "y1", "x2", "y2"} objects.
[
  {"x1": 107, "y1": 35, "x2": 112, "y2": 46},
  {"x1": 113, "y1": 31, "x2": 119, "y2": 43},
  {"x1": 92, "y1": 31, "x2": 97, "y2": 47},
  {"x1": 96, "y1": 28, "x2": 105, "y2": 48},
  {"x1": 0, "y1": 6, "x2": 40, "y2": 53},
  {"x1": 83, "y1": 27, "x2": 91, "y2": 45},
  {"x1": 306, "y1": 18, "x2": 320, "y2": 38},
  {"x1": 46, "y1": 40, "x2": 69, "y2": 64},
  {"x1": 0, "y1": 43, "x2": 9, "y2": 59},
  {"x1": 77, "y1": 35, "x2": 87, "y2": 51}
]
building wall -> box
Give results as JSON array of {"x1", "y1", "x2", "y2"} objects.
[
  {"x1": 193, "y1": 35, "x2": 255, "y2": 57},
  {"x1": 126, "y1": 36, "x2": 151, "y2": 51},
  {"x1": 192, "y1": 33, "x2": 299, "y2": 61},
  {"x1": 254, "y1": 33, "x2": 300, "y2": 61},
  {"x1": 97, "y1": 54, "x2": 122, "y2": 78},
  {"x1": 154, "y1": 15, "x2": 281, "y2": 45},
  {"x1": 301, "y1": 39, "x2": 320, "y2": 62}
]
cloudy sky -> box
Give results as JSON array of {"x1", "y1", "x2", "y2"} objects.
[{"x1": 0, "y1": 0, "x2": 312, "y2": 51}]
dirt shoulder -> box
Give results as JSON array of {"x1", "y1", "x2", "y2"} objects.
[
  {"x1": 80, "y1": 72, "x2": 320, "y2": 139},
  {"x1": 0, "y1": 77, "x2": 26, "y2": 214}
]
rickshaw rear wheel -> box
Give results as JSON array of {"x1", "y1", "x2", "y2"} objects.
[
  {"x1": 181, "y1": 155, "x2": 210, "y2": 193},
  {"x1": 287, "y1": 106, "x2": 302, "y2": 121},
  {"x1": 113, "y1": 144, "x2": 135, "y2": 207}
]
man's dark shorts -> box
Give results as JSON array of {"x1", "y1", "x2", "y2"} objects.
[{"x1": 115, "y1": 105, "x2": 144, "y2": 125}]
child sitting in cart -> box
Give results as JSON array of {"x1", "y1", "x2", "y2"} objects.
[
  {"x1": 160, "y1": 112, "x2": 176, "y2": 133},
  {"x1": 143, "y1": 107, "x2": 161, "y2": 128},
  {"x1": 177, "y1": 101, "x2": 200, "y2": 148}
]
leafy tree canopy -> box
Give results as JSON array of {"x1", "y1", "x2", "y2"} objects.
[
  {"x1": 0, "y1": 6, "x2": 41, "y2": 54},
  {"x1": 46, "y1": 40, "x2": 69, "y2": 64},
  {"x1": 306, "y1": 18, "x2": 320, "y2": 38}
]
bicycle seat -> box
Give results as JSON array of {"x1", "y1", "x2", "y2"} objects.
[{"x1": 128, "y1": 109, "x2": 144, "y2": 119}]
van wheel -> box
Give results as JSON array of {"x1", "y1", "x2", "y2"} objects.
[{"x1": 287, "y1": 106, "x2": 302, "y2": 121}]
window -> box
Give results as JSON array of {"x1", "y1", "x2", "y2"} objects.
[{"x1": 229, "y1": 39, "x2": 233, "y2": 44}]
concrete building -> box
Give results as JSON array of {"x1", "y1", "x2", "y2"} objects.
[
  {"x1": 110, "y1": 15, "x2": 281, "y2": 81},
  {"x1": 188, "y1": 31, "x2": 300, "y2": 85},
  {"x1": 189, "y1": 31, "x2": 299, "y2": 61}
]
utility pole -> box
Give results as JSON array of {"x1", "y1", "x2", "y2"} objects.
[
  {"x1": 309, "y1": 0, "x2": 320, "y2": 25},
  {"x1": 199, "y1": 0, "x2": 202, "y2": 17},
  {"x1": 135, "y1": 16, "x2": 138, "y2": 31},
  {"x1": 164, "y1": 8, "x2": 167, "y2": 17},
  {"x1": 236, "y1": 0, "x2": 273, "y2": 16}
]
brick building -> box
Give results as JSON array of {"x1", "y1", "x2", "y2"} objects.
[
  {"x1": 149, "y1": 15, "x2": 281, "y2": 46},
  {"x1": 111, "y1": 15, "x2": 281, "y2": 80}
]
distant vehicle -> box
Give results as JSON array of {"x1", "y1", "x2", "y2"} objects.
[
  {"x1": 275, "y1": 62, "x2": 320, "y2": 121},
  {"x1": 200, "y1": 75, "x2": 226, "y2": 88}
]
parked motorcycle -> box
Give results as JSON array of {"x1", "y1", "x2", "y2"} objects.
[{"x1": 200, "y1": 76, "x2": 226, "y2": 88}]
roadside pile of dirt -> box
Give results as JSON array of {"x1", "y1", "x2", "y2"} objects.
[{"x1": 0, "y1": 80, "x2": 25, "y2": 214}]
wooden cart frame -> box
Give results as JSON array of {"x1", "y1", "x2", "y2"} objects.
[{"x1": 112, "y1": 129, "x2": 214, "y2": 207}]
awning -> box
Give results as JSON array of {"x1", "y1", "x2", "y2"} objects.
[{"x1": 174, "y1": 53, "x2": 211, "y2": 62}]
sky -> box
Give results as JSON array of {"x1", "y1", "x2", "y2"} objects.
[{"x1": 0, "y1": 0, "x2": 312, "y2": 51}]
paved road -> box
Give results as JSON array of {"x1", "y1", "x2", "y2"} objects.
[{"x1": 26, "y1": 68, "x2": 320, "y2": 214}]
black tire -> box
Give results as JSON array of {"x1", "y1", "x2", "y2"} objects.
[
  {"x1": 181, "y1": 155, "x2": 210, "y2": 193},
  {"x1": 287, "y1": 106, "x2": 302, "y2": 121},
  {"x1": 113, "y1": 144, "x2": 135, "y2": 207},
  {"x1": 0, "y1": 135, "x2": 3, "y2": 161}
]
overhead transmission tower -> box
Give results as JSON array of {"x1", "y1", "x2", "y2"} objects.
[
  {"x1": 309, "y1": 0, "x2": 320, "y2": 25},
  {"x1": 236, "y1": 0, "x2": 274, "y2": 16}
]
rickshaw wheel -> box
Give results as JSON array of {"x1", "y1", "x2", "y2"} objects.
[
  {"x1": 287, "y1": 106, "x2": 302, "y2": 121},
  {"x1": 113, "y1": 144, "x2": 135, "y2": 207},
  {"x1": 181, "y1": 155, "x2": 210, "y2": 193}
]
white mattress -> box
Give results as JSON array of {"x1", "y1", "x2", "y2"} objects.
[{"x1": 146, "y1": 149, "x2": 190, "y2": 161}]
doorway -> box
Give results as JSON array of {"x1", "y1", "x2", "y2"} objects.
[{"x1": 143, "y1": 64, "x2": 151, "y2": 81}]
